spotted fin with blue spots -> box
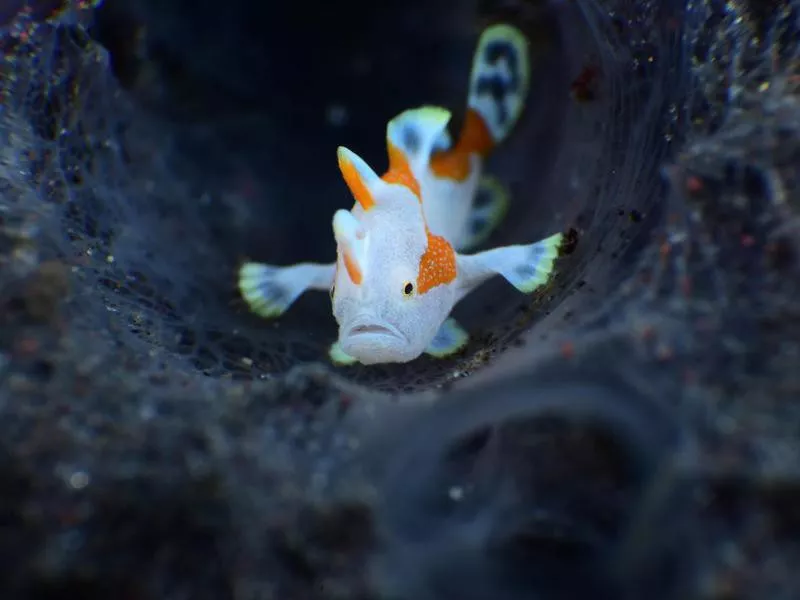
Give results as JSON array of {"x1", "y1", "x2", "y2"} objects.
[
  {"x1": 468, "y1": 23, "x2": 531, "y2": 146},
  {"x1": 455, "y1": 232, "x2": 564, "y2": 299},
  {"x1": 459, "y1": 175, "x2": 511, "y2": 251},
  {"x1": 425, "y1": 317, "x2": 469, "y2": 358},
  {"x1": 386, "y1": 106, "x2": 453, "y2": 171},
  {"x1": 505, "y1": 232, "x2": 563, "y2": 292},
  {"x1": 238, "y1": 261, "x2": 335, "y2": 319}
]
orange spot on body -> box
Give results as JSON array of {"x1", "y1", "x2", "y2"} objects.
[
  {"x1": 343, "y1": 249, "x2": 363, "y2": 285},
  {"x1": 417, "y1": 232, "x2": 457, "y2": 294},
  {"x1": 383, "y1": 142, "x2": 421, "y2": 199},
  {"x1": 458, "y1": 108, "x2": 496, "y2": 156},
  {"x1": 338, "y1": 153, "x2": 375, "y2": 210},
  {"x1": 429, "y1": 108, "x2": 496, "y2": 182}
]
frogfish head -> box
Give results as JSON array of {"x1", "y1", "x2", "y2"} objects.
[{"x1": 330, "y1": 146, "x2": 457, "y2": 364}]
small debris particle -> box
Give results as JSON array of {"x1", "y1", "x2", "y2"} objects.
[
  {"x1": 326, "y1": 104, "x2": 349, "y2": 127},
  {"x1": 655, "y1": 343, "x2": 673, "y2": 361},
  {"x1": 69, "y1": 471, "x2": 90, "y2": 490},
  {"x1": 14, "y1": 337, "x2": 39, "y2": 356},
  {"x1": 448, "y1": 486, "x2": 465, "y2": 501},
  {"x1": 686, "y1": 175, "x2": 704, "y2": 194}
]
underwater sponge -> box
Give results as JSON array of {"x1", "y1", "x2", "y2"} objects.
[{"x1": 1, "y1": 0, "x2": 800, "y2": 598}]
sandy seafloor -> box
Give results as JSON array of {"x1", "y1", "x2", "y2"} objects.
[{"x1": 1, "y1": 0, "x2": 799, "y2": 598}]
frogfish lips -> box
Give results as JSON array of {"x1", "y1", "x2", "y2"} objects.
[{"x1": 341, "y1": 318, "x2": 411, "y2": 364}]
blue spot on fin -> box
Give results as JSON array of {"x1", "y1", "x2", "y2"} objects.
[
  {"x1": 238, "y1": 262, "x2": 335, "y2": 319},
  {"x1": 460, "y1": 175, "x2": 510, "y2": 251},
  {"x1": 386, "y1": 106, "x2": 452, "y2": 168},
  {"x1": 507, "y1": 232, "x2": 563, "y2": 293},
  {"x1": 468, "y1": 24, "x2": 531, "y2": 144},
  {"x1": 425, "y1": 318, "x2": 469, "y2": 358},
  {"x1": 238, "y1": 262, "x2": 295, "y2": 319}
]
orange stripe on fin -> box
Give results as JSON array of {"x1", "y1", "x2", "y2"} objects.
[
  {"x1": 339, "y1": 152, "x2": 376, "y2": 211},
  {"x1": 383, "y1": 142, "x2": 422, "y2": 200},
  {"x1": 429, "y1": 108, "x2": 495, "y2": 182},
  {"x1": 417, "y1": 231, "x2": 457, "y2": 294},
  {"x1": 343, "y1": 248, "x2": 363, "y2": 285}
]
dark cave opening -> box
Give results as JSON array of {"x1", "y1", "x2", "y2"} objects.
[{"x1": 352, "y1": 368, "x2": 694, "y2": 599}]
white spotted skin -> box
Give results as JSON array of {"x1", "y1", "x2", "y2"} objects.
[
  {"x1": 331, "y1": 183, "x2": 457, "y2": 365},
  {"x1": 417, "y1": 153, "x2": 483, "y2": 251}
]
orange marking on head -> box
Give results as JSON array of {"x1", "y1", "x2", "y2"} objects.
[
  {"x1": 342, "y1": 248, "x2": 363, "y2": 285},
  {"x1": 338, "y1": 153, "x2": 375, "y2": 211},
  {"x1": 382, "y1": 142, "x2": 421, "y2": 200},
  {"x1": 417, "y1": 231, "x2": 457, "y2": 294},
  {"x1": 429, "y1": 108, "x2": 496, "y2": 181}
]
